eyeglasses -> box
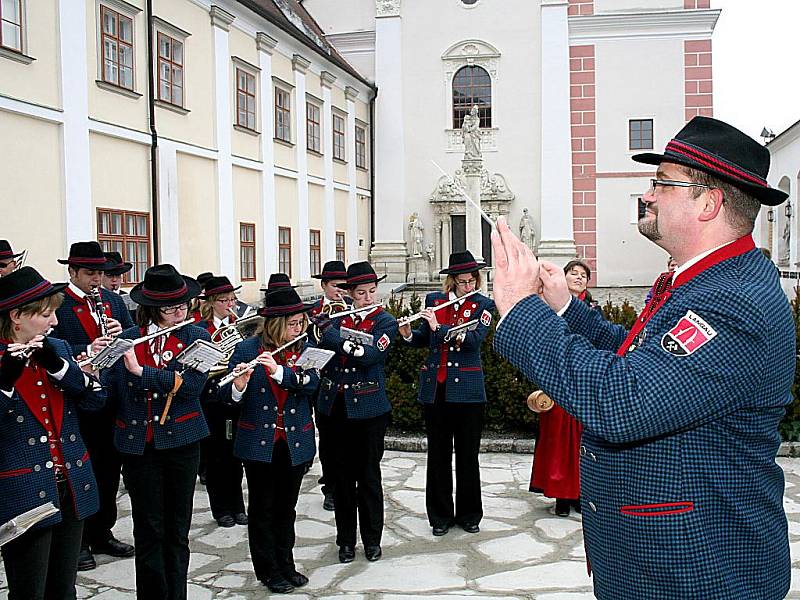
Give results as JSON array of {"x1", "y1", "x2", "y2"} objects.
[
  {"x1": 455, "y1": 278, "x2": 476, "y2": 288},
  {"x1": 214, "y1": 297, "x2": 237, "y2": 304},
  {"x1": 159, "y1": 303, "x2": 189, "y2": 315},
  {"x1": 286, "y1": 318, "x2": 305, "y2": 328},
  {"x1": 649, "y1": 179, "x2": 712, "y2": 196}
]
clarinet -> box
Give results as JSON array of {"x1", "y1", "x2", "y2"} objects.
[{"x1": 89, "y1": 286, "x2": 110, "y2": 339}]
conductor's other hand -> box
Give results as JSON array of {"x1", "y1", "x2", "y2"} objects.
[
  {"x1": 539, "y1": 261, "x2": 573, "y2": 313},
  {"x1": 490, "y1": 216, "x2": 540, "y2": 316}
]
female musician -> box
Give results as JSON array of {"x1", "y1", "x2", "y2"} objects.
[
  {"x1": 317, "y1": 262, "x2": 397, "y2": 564},
  {"x1": 398, "y1": 250, "x2": 495, "y2": 537},
  {"x1": 197, "y1": 276, "x2": 247, "y2": 528},
  {"x1": 109, "y1": 264, "x2": 211, "y2": 600},
  {"x1": 529, "y1": 259, "x2": 593, "y2": 517},
  {"x1": 224, "y1": 284, "x2": 318, "y2": 594},
  {"x1": 0, "y1": 266, "x2": 105, "y2": 599}
]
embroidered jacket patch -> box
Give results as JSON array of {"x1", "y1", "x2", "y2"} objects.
[
  {"x1": 480, "y1": 310, "x2": 492, "y2": 327},
  {"x1": 377, "y1": 334, "x2": 390, "y2": 351},
  {"x1": 661, "y1": 310, "x2": 717, "y2": 356}
]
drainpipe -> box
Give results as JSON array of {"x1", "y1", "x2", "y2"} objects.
[
  {"x1": 146, "y1": 0, "x2": 160, "y2": 264},
  {"x1": 369, "y1": 88, "x2": 377, "y2": 252}
]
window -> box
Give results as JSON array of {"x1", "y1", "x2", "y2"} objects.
[
  {"x1": 240, "y1": 222, "x2": 256, "y2": 281},
  {"x1": 236, "y1": 68, "x2": 256, "y2": 130},
  {"x1": 275, "y1": 87, "x2": 291, "y2": 142},
  {"x1": 0, "y1": 0, "x2": 22, "y2": 52},
  {"x1": 309, "y1": 229, "x2": 321, "y2": 276},
  {"x1": 157, "y1": 32, "x2": 183, "y2": 106},
  {"x1": 336, "y1": 232, "x2": 346, "y2": 262},
  {"x1": 452, "y1": 65, "x2": 491, "y2": 129},
  {"x1": 307, "y1": 102, "x2": 321, "y2": 153},
  {"x1": 97, "y1": 209, "x2": 150, "y2": 284},
  {"x1": 100, "y1": 5, "x2": 134, "y2": 90},
  {"x1": 355, "y1": 125, "x2": 367, "y2": 169},
  {"x1": 278, "y1": 227, "x2": 292, "y2": 276},
  {"x1": 629, "y1": 119, "x2": 653, "y2": 151},
  {"x1": 333, "y1": 113, "x2": 346, "y2": 161}
]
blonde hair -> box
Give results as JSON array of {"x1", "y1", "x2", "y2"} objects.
[
  {"x1": 200, "y1": 293, "x2": 232, "y2": 322},
  {"x1": 258, "y1": 313, "x2": 308, "y2": 351},
  {"x1": 0, "y1": 293, "x2": 64, "y2": 340},
  {"x1": 442, "y1": 271, "x2": 482, "y2": 294}
]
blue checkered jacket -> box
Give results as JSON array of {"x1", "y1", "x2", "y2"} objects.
[
  {"x1": 405, "y1": 291, "x2": 494, "y2": 404},
  {"x1": 0, "y1": 338, "x2": 105, "y2": 530},
  {"x1": 54, "y1": 288, "x2": 135, "y2": 357},
  {"x1": 494, "y1": 248, "x2": 793, "y2": 600},
  {"x1": 220, "y1": 336, "x2": 318, "y2": 466},
  {"x1": 316, "y1": 308, "x2": 397, "y2": 419},
  {"x1": 108, "y1": 324, "x2": 211, "y2": 454}
]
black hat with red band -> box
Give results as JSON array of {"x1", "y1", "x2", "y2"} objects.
[
  {"x1": 259, "y1": 287, "x2": 314, "y2": 318},
  {"x1": 103, "y1": 251, "x2": 133, "y2": 276},
  {"x1": 339, "y1": 262, "x2": 387, "y2": 289},
  {"x1": 0, "y1": 240, "x2": 24, "y2": 262},
  {"x1": 259, "y1": 273, "x2": 297, "y2": 293},
  {"x1": 129, "y1": 264, "x2": 201, "y2": 307},
  {"x1": 0, "y1": 267, "x2": 67, "y2": 313},
  {"x1": 439, "y1": 250, "x2": 486, "y2": 276},
  {"x1": 312, "y1": 260, "x2": 348, "y2": 281},
  {"x1": 633, "y1": 116, "x2": 788, "y2": 206},
  {"x1": 57, "y1": 241, "x2": 116, "y2": 270},
  {"x1": 199, "y1": 275, "x2": 241, "y2": 299}
]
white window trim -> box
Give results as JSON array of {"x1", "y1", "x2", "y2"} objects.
[
  {"x1": 331, "y1": 108, "x2": 348, "y2": 163},
  {"x1": 355, "y1": 118, "x2": 369, "y2": 170},
  {"x1": 232, "y1": 56, "x2": 260, "y2": 133},
  {"x1": 152, "y1": 16, "x2": 190, "y2": 110},
  {"x1": 272, "y1": 77, "x2": 294, "y2": 144},
  {"x1": 95, "y1": 0, "x2": 141, "y2": 93},
  {"x1": 305, "y1": 95, "x2": 323, "y2": 154},
  {"x1": 0, "y1": 0, "x2": 33, "y2": 63}
]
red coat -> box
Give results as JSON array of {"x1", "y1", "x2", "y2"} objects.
[{"x1": 529, "y1": 404, "x2": 582, "y2": 499}]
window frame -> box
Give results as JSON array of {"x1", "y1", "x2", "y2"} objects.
[
  {"x1": 274, "y1": 86, "x2": 292, "y2": 143},
  {"x1": 335, "y1": 231, "x2": 346, "y2": 262},
  {"x1": 156, "y1": 30, "x2": 184, "y2": 107},
  {"x1": 332, "y1": 112, "x2": 346, "y2": 162},
  {"x1": 629, "y1": 118, "x2": 654, "y2": 151},
  {"x1": 355, "y1": 123, "x2": 367, "y2": 169},
  {"x1": 306, "y1": 101, "x2": 322, "y2": 154},
  {"x1": 278, "y1": 226, "x2": 292, "y2": 277},
  {"x1": 97, "y1": 208, "x2": 151, "y2": 285},
  {"x1": 309, "y1": 229, "x2": 321, "y2": 276},
  {"x1": 452, "y1": 64, "x2": 492, "y2": 129},
  {"x1": 239, "y1": 222, "x2": 256, "y2": 281},
  {"x1": 0, "y1": 0, "x2": 23, "y2": 53},
  {"x1": 235, "y1": 67, "x2": 257, "y2": 131},
  {"x1": 99, "y1": 4, "x2": 135, "y2": 91}
]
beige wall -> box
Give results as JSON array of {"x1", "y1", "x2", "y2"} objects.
[
  {"x1": 308, "y1": 183, "x2": 325, "y2": 230},
  {"x1": 334, "y1": 189, "x2": 348, "y2": 232},
  {"x1": 233, "y1": 166, "x2": 263, "y2": 303},
  {"x1": 232, "y1": 125, "x2": 261, "y2": 161},
  {"x1": 89, "y1": 133, "x2": 151, "y2": 214},
  {"x1": 275, "y1": 175, "x2": 299, "y2": 279},
  {"x1": 307, "y1": 152, "x2": 324, "y2": 178},
  {"x1": 357, "y1": 193, "x2": 371, "y2": 261},
  {"x1": 177, "y1": 152, "x2": 218, "y2": 275},
  {"x1": 274, "y1": 141, "x2": 296, "y2": 171}
]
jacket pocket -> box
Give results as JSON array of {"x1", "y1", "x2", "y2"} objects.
[
  {"x1": 174, "y1": 411, "x2": 200, "y2": 423},
  {"x1": 458, "y1": 367, "x2": 482, "y2": 372},
  {"x1": 302, "y1": 422, "x2": 314, "y2": 432},
  {"x1": 0, "y1": 468, "x2": 33, "y2": 479},
  {"x1": 115, "y1": 419, "x2": 126, "y2": 429},
  {"x1": 620, "y1": 501, "x2": 694, "y2": 517},
  {"x1": 353, "y1": 381, "x2": 379, "y2": 395},
  {"x1": 238, "y1": 421, "x2": 256, "y2": 431}
]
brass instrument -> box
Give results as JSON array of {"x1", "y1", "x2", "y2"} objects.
[
  {"x1": 218, "y1": 332, "x2": 308, "y2": 387},
  {"x1": 398, "y1": 290, "x2": 479, "y2": 326},
  {"x1": 526, "y1": 390, "x2": 555, "y2": 413},
  {"x1": 311, "y1": 296, "x2": 348, "y2": 342},
  {"x1": 208, "y1": 310, "x2": 264, "y2": 376},
  {"x1": 12, "y1": 249, "x2": 27, "y2": 271}
]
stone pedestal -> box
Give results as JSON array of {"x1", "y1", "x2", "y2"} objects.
[
  {"x1": 536, "y1": 240, "x2": 578, "y2": 266},
  {"x1": 462, "y1": 158, "x2": 484, "y2": 261},
  {"x1": 407, "y1": 255, "x2": 431, "y2": 284},
  {"x1": 370, "y1": 241, "x2": 408, "y2": 283}
]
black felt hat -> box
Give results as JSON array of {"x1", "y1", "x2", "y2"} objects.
[
  {"x1": 439, "y1": 251, "x2": 486, "y2": 275},
  {"x1": 0, "y1": 267, "x2": 67, "y2": 313},
  {"x1": 339, "y1": 262, "x2": 386, "y2": 289},
  {"x1": 633, "y1": 116, "x2": 788, "y2": 206},
  {"x1": 57, "y1": 242, "x2": 115, "y2": 270},
  {"x1": 312, "y1": 260, "x2": 348, "y2": 281},
  {"x1": 103, "y1": 252, "x2": 133, "y2": 276},
  {"x1": 129, "y1": 264, "x2": 201, "y2": 307},
  {"x1": 258, "y1": 287, "x2": 314, "y2": 318},
  {"x1": 196, "y1": 272, "x2": 214, "y2": 287},
  {"x1": 199, "y1": 275, "x2": 241, "y2": 299},
  {"x1": 259, "y1": 273, "x2": 297, "y2": 293},
  {"x1": 0, "y1": 240, "x2": 24, "y2": 261}
]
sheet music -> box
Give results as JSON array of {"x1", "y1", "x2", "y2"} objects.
[
  {"x1": 89, "y1": 337, "x2": 134, "y2": 369},
  {"x1": 0, "y1": 502, "x2": 59, "y2": 546},
  {"x1": 122, "y1": 294, "x2": 138, "y2": 311},
  {"x1": 340, "y1": 326, "x2": 374, "y2": 347},
  {"x1": 294, "y1": 347, "x2": 336, "y2": 370},
  {"x1": 444, "y1": 319, "x2": 479, "y2": 342},
  {"x1": 176, "y1": 340, "x2": 226, "y2": 373}
]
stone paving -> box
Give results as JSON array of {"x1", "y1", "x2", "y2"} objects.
[{"x1": 3, "y1": 452, "x2": 800, "y2": 599}]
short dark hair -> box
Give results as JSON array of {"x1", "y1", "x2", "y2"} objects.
[
  {"x1": 564, "y1": 259, "x2": 591, "y2": 282},
  {"x1": 136, "y1": 305, "x2": 163, "y2": 328},
  {"x1": 684, "y1": 167, "x2": 760, "y2": 235}
]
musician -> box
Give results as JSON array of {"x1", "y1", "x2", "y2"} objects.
[
  {"x1": 309, "y1": 260, "x2": 350, "y2": 512},
  {"x1": 0, "y1": 240, "x2": 24, "y2": 277},
  {"x1": 222, "y1": 284, "x2": 318, "y2": 594},
  {"x1": 109, "y1": 264, "x2": 210, "y2": 600},
  {"x1": 317, "y1": 262, "x2": 397, "y2": 563},
  {"x1": 399, "y1": 250, "x2": 495, "y2": 536},
  {"x1": 190, "y1": 272, "x2": 213, "y2": 323},
  {"x1": 53, "y1": 241, "x2": 135, "y2": 570},
  {"x1": 196, "y1": 275, "x2": 247, "y2": 528},
  {"x1": 101, "y1": 251, "x2": 132, "y2": 294},
  {"x1": 0, "y1": 266, "x2": 105, "y2": 599},
  {"x1": 261, "y1": 272, "x2": 296, "y2": 292}
]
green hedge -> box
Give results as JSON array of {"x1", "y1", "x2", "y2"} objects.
[{"x1": 780, "y1": 288, "x2": 800, "y2": 441}]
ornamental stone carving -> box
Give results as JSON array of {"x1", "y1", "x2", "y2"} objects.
[{"x1": 376, "y1": 0, "x2": 401, "y2": 17}]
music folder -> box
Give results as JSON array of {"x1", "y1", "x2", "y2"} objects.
[
  {"x1": 339, "y1": 326, "x2": 374, "y2": 347},
  {"x1": 176, "y1": 339, "x2": 227, "y2": 373},
  {"x1": 294, "y1": 347, "x2": 336, "y2": 370},
  {"x1": 0, "y1": 502, "x2": 59, "y2": 546}
]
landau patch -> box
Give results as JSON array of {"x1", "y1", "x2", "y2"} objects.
[{"x1": 661, "y1": 310, "x2": 717, "y2": 356}]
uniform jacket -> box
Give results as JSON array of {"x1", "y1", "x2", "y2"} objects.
[
  {"x1": 54, "y1": 287, "x2": 135, "y2": 357},
  {"x1": 221, "y1": 336, "x2": 318, "y2": 466},
  {"x1": 108, "y1": 324, "x2": 211, "y2": 454},
  {"x1": 317, "y1": 307, "x2": 397, "y2": 419},
  {"x1": 406, "y1": 291, "x2": 494, "y2": 404},
  {"x1": 0, "y1": 338, "x2": 105, "y2": 530},
  {"x1": 494, "y1": 244, "x2": 793, "y2": 600}
]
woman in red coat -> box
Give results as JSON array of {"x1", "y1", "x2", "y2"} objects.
[{"x1": 529, "y1": 260, "x2": 594, "y2": 517}]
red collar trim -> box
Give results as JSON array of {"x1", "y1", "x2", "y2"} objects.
[{"x1": 673, "y1": 234, "x2": 755, "y2": 289}]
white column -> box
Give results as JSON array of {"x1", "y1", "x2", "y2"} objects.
[
  {"x1": 370, "y1": 0, "x2": 407, "y2": 282},
  {"x1": 157, "y1": 141, "x2": 181, "y2": 269},
  {"x1": 321, "y1": 71, "x2": 337, "y2": 261},
  {"x1": 210, "y1": 6, "x2": 236, "y2": 276},
  {"x1": 258, "y1": 33, "x2": 279, "y2": 276},
  {"x1": 58, "y1": 0, "x2": 93, "y2": 244},
  {"x1": 345, "y1": 86, "x2": 360, "y2": 264},
  {"x1": 538, "y1": 0, "x2": 577, "y2": 262},
  {"x1": 293, "y1": 54, "x2": 312, "y2": 281}
]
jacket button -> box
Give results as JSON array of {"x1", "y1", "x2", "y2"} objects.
[
  {"x1": 16, "y1": 415, "x2": 23, "y2": 423},
  {"x1": 128, "y1": 434, "x2": 134, "y2": 440},
  {"x1": 66, "y1": 462, "x2": 72, "y2": 469},
  {"x1": 260, "y1": 388, "x2": 266, "y2": 393},
  {"x1": 589, "y1": 501, "x2": 597, "y2": 512},
  {"x1": 272, "y1": 423, "x2": 276, "y2": 428},
  {"x1": 68, "y1": 434, "x2": 76, "y2": 442},
  {"x1": 76, "y1": 460, "x2": 83, "y2": 467},
  {"x1": 449, "y1": 346, "x2": 454, "y2": 351},
  {"x1": 40, "y1": 394, "x2": 46, "y2": 400},
  {"x1": 28, "y1": 438, "x2": 35, "y2": 446},
  {"x1": 84, "y1": 483, "x2": 91, "y2": 491},
  {"x1": 453, "y1": 378, "x2": 459, "y2": 383},
  {"x1": 343, "y1": 384, "x2": 349, "y2": 389},
  {"x1": 454, "y1": 363, "x2": 459, "y2": 367},
  {"x1": 39, "y1": 491, "x2": 46, "y2": 498},
  {"x1": 290, "y1": 426, "x2": 296, "y2": 431},
  {"x1": 36, "y1": 381, "x2": 43, "y2": 386},
  {"x1": 34, "y1": 464, "x2": 41, "y2": 472},
  {"x1": 263, "y1": 405, "x2": 268, "y2": 410},
  {"x1": 290, "y1": 408, "x2": 296, "y2": 414},
  {"x1": 167, "y1": 430, "x2": 173, "y2": 435},
  {"x1": 128, "y1": 382, "x2": 133, "y2": 387},
  {"x1": 131, "y1": 420, "x2": 138, "y2": 426},
  {"x1": 260, "y1": 440, "x2": 266, "y2": 446},
  {"x1": 153, "y1": 393, "x2": 159, "y2": 398},
  {"x1": 447, "y1": 362, "x2": 452, "y2": 367},
  {"x1": 46, "y1": 461, "x2": 53, "y2": 468},
  {"x1": 295, "y1": 442, "x2": 300, "y2": 447},
  {"x1": 353, "y1": 399, "x2": 358, "y2": 404},
  {"x1": 40, "y1": 436, "x2": 47, "y2": 443},
  {"x1": 589, "y1": 452, "x2": 597, "y2": 462}
]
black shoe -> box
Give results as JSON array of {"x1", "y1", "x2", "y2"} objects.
[
  {"x1": 233, "y1": 512, "x2": 248, "y2": 525},
  {"x1": 198, "y1": 473, "x2": 207, "y2": 486},
  {"x1": 322, "y1": 493, "x2": 335, "y2": 512},
  {"x1": 283, "y1": 570, "x2": 309, "y2": 587},
  {"x1": 432, "y1": 524, "x2": 450, "y2": 536},
  {"x1": 461, "y1": 522, "x2": 480, "y2": 534},
  {"x1": 555, "y1": 499, "x2": 571, "y2": 517},
  {"x1": 92, "y1": 536, "x2": 135, "y2": 558},
  {"x1": 338, "y1": 545, "x2": 355, "y2": 563},
  {"x1": 264, "y1": 575, "x2": 295, "y2": 594},
  {"x1": 77, "y1": 547, "x2": 97, "y2": 571},
  {"x1": 216, "y1": 515, "x2": 236, "y2": 528},
  {"x1": 364, "y1": 545, "x2": 382, "y2": 562}
]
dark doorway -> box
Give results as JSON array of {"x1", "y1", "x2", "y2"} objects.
[
  {"x1": 482, "y1": 218, "x2": 492, "y2": 266},
  {"x1": 451, "y1": 215, "x2": 466, "y2": 253}
]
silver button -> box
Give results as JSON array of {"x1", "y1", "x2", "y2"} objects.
[
  {"x1": 260, "y1": 440, "x2": 266, "y2": 446},
  {"x1": 152, "y1": 393, "x2": 159, "y2": 398},
  {"x1": 46, "y1": 461, "x2": 53, "y2": 468},
  {"x1": 166, "y1": 430, "x2": 172, "y2": 435},
  {"x1": 131, "y1": 420, "x2": 137, "y2": 426},
  {"x1": 128, "y1": 382, "x2": 133, "y2": 387},
  {"x1": 264, "y1": 423, "x2": 269, "y2": 429},
  {"x1": 45, "y1": 419, "x2": 50, "y2": 425},
  {"x1": 36, "y1": 381, "x2": 43, "y2": 386},
  {"x1": 260, "y1": 388, "x2": 266, "y2": 393},
  {"x1": 295, "y1": 442, "x2": 300, "y2": 447},
  {"x1": 39, "y1": 491, "x2": 46, "y2": 498},
  {"x1": 343, "y1": 384, "x2": 349, "y2": 389},
  {"x1": 449, "y1": 346, "x2": 454, "y2": 351},
  {"x1": 589, "y1": 452, "x2": 597, "y2": 462},
  {"x1": 28, "y1": 438, "x2": 35, "y2": 446},
  {"x1": 272, "y1": 423, "x2": 277, "y2": 428},
  {"x1": 353, "y1": 399, "x2": 358, "y2": 403},
  {"x1": 454, "y1": 363, "x2": 459, "y2": 367},
  {"x1": 40, "y1": 436, "x2": 47, "y2": 443},
  {"x1": 447, "y1": 362, "x2": 452, "y2": 367},
  {"x1": 16, "y1": 415, "x2": 23, "y2": 423},
  {"x1": 263, "y1": 405, "x2": 269, "y2": 410},
  {"x1": 34, "y1": 464, "x2": 41, "y2": 472},
  {"x1": 76, "y1": 460, "x2": 83, "y2": 467},
  {"x1": 453, "y1": 378, "x2": 459, "y2": 383},
  {"x1": 41, "y1": 406, "x2": 47, "y2": 411},
  {"x1": 589, "y1": 501, "x2": 597, "y2": 512},
  {"x1": 65, "y1": 462, "x2": 71, "y2": 469},
  {"x1": 274, "y1": 405, "x2": 278, "y2": 411},
  {"x1": 40, "y1": 394, "x2": 46, "y2": 400},
  {"x1": 128, "y1": 434, "x2": 134, "y2": 439},
  {"x1": 70, "y1": 434, "x2": 76, "y2": 441},
  {"x1": 290, "y1": 408, "x2": 296, "y2": 414},
  {"x1": 290, "y1": 426, "x2": 296, "y2": 431},
  {"x1": 579, "y1": 445, "x2": 586, "y2": 457},
  {"x1": 84, "y1": 483, "x2": 91, "y2": 491}
]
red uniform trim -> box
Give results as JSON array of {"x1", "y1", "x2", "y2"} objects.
[
  {"x1": 620, "y1": 501, "x2": 694, "y2": 516},
  {"x1": 302, "y1": 422, "x2": 314, "y2": 432},
  {"x1": 0, "y1": 468, "x2": 33, "y2": 479},
  {"x1": 238, "y1": 421, "x2": 256, "y2": 431},
  {"x1": 174, "y1": 411, "x2": 200, "y2": 423}
]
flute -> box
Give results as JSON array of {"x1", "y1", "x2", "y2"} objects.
[
  {"x1": 218, "y1": 332, "x2": 308, "y2": 387},
  {"x1": 398, "y1": 290, "x2": 479, "y2": 326},
  {"x1": 77, "y1": 319, "x2": 195, "y2": 368},
  {"x1": 7, "y1": 328, "x2": 53, "y2": 361},
  {"x1": 326, "y1": 304, "x2": 381, "y2": 320}
]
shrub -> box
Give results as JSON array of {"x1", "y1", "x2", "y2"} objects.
[{"x1": 780, "y1": 287, "x2": 800, "y2": 441}]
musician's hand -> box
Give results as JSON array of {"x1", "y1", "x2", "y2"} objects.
[
  {"x1": 0, "y1": 349, "x2": 26, "y2": 392},
  {"x1": 398, "y1": 322, "x2": 412, "y2": 339},
  {"x1": 31, "y1": 337, "x2": 65, "y2": 373},
  {"x1": 539, "y1": 261, "x2": 572, "y2": 313},
  {"x1": 421, "y1": 308, "x2": 440, "y2": 331},
  {"x1": 78, "y1": 354, "x2": 95, "y2": 376},
  {"x1": 90, "y1": 336, "x2": 113, "y2": 354},
  {"x1": 122, "y1": 348, "x2": 143, "y2": 377},
  {"x1": 232, "y1": 362, "x2": 254, "y2": 391},
  {"x1": 490, "y1": 216, "x2": 540, "y2": 316},
  {"x1": 106, "y1": 318, "x2": 123, "y2": 337},
  {"x1": 261, "y1": 352, "x2": 279, "y2": 375}
]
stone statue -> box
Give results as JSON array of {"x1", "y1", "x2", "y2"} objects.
[
  {"x1": 519, "y1": 208, "x2": 536, "y2": 250},
  {"x1": 779, "y1": 214, "x2": 791, "y2": 265},
  {"x1": 461, "y1": 105, "x2": 481, "y2": 160},
  {"x1": 409, "y1": 212, "x2": 425, "y2": 256},
  {"x1": 425, "y1": 242, "x2": 436, "y2": 279}
]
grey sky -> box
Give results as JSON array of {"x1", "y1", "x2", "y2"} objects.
[{"x1": 712, "y1": 0, "x2": 800, "y2": 141}]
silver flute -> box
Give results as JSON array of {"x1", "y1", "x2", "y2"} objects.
[
  {"x1": 217, "y1": 333, "x2": 308, "y2": 387},
  {"x1": 398, "y1": 290, "x2": 479, "y2": 326}
]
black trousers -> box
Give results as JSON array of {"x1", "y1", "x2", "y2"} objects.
[
  {"x1": 330, "y1": 399, "x2": 389, "y2": 547},
  {"x1": 1, "y1": 480, "x2": 84, "y2": 600},
  {"x1": 202, "y1": 402, "x2": 245, "y2": 519},
  {"x1": 122, "y1": 442, "x2": 199, "y2": 600},
  {"x1": 315, "y1": 407, "x2": 336, "y2": 497},
  {"x1": 243, "y1": 439, "x2": 306, "y2": 582},
  {"x1": 78, "y1": 405, "x2": 123, "y2": 546},
  {"x1": 423, "y1": 387, "x2": 485, "y2": 528}
]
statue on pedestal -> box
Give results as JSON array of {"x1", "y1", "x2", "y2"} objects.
[
  {"x1": 409, "y1": 212, "x2": 425, "y2": 256},
  {"x1": 425, "y1": 242, "x2": 436, "y2": 280},
  {"x1": 461, "y1": 105, "x2": 482, "y2": 160},
  {"x1": 519, "y1": 208, "x2": 536, "y2": 250},
  {"x1": 779, "y1": 215, "x2": 791, "y2": 265}
]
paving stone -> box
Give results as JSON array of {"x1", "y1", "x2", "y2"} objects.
[
  {"x1": 476, "y1": 532, "x2": 554, "y2": 563},
  {"x1": 478, "y1": 518, "x2": 516, "y2": 532},
  {"x1": 390, "y1": 489, "x2": 427, "y2": 514},
  {"x1": 189, "y1": 552, "x2": 219, "y2": 573},
  {"x1": 195, "y1": 524, "x2": 249, "y2": 549},
  {"x1": 474, "y1": 560, "x2": 592, "y2": 592},
  {"x1": 480, "y1": 495, "x2": 531, "y2": 519},
  {"x1": 77, "y1": 558, "x2": 136, "y2": 590},
  {"x1": 479, "y1": 467, "x2": 517, "y2": 484},
  {"x1": 186, "y1": 584, "x2": 214, "y2": 599},
  {"x1": 211, "y1": 574, "x2": 248, "y2": 589},
  {"x1": 534, "y1": 518, "x2": 583, "y2": 540},
  {"x1": 384, "y1": 457, "x2": 418, "y2": 469},
  {"x1": 339, "y1": 553, "x2": 466, "y2": 592},
  {"x1": 296, "y1": 518, "x2": 337, "y2": 539},
  {"x1": 395, "y1": 515, "x2": 433, "y2": 537}
]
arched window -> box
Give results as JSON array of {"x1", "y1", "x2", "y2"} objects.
[{"x1": 452, "y1": 65, "x2": 491, "y2": 129}]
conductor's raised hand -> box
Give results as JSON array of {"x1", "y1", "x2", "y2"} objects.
[
  {"x1": 490, "y1": 216, "x2": 540, "y2": 316},
  {"x1": 539, "y1": 261, "x2": 573, "y2": 313}
]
